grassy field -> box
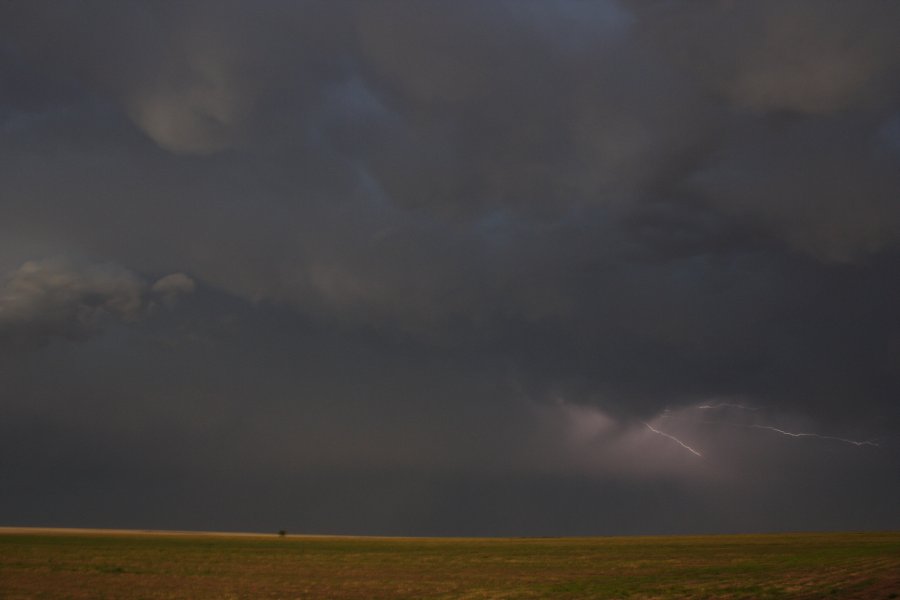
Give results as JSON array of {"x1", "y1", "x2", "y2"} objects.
[{"x1": 1, "y1": 529, "x2": 898, "y2": 599}]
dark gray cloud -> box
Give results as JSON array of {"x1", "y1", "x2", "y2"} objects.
[{"x1": 0, "y1": 0, "x2": 898, "y2": 535}]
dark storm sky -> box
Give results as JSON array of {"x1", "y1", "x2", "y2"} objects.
[{"x1": 1, "y1": 0, "x2": 899, "y2": 536}]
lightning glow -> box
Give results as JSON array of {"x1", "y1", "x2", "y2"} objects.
[
  {"x1": 750, "y1": 425, "x2": 880, "y2": 447},
  {"x1": 643, "y1": 422, "x2": 702, "y2": 457},
  {"x1": 695, "y1": 403, "x2": 758, "y2": 411}
]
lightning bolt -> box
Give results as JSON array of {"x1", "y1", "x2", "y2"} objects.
[
  {"x1": 695, "y1": 403, "x2": 758, "y2": 411},
  {"x1": 644, "y1": 422, "x2": 702, "y2": 457},
  {"x1": 750, "y1": 425, "x2": 880, "y2": 447}
]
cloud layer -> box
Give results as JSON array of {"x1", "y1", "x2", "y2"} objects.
[
  {"x1": 0, "y1": 257, "x2": 193, "y2": 344},
  {"x1": 0, "y1": 0, "x2": 898, "y2": 535}
]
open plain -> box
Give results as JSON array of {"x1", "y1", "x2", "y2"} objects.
[{"x1": 1, "y1": 528, "x2": 898, "y2": 599}]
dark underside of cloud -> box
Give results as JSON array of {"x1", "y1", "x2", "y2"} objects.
[{"x1": 1, "y1": 0, "x2": 898, "y2": 535}]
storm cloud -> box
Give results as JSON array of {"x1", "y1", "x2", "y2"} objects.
[
  {"x1": 0, "y1": 0, "x2": 898, "y2": 535},
  {"x1": 0, "y1": 257, "x2": 193, "y2": 345}
]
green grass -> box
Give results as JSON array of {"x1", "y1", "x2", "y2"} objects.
[{"x1": 1, "y1": 529, "x2": 898, "y2": 598}]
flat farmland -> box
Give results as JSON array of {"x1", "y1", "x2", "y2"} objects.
[{"x1": 1, "y1": 529, "x2": 898, "y2": 599}]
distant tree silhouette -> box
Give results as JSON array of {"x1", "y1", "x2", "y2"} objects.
[{"x1": 278, "y1": 529, "x2": 287, "y2": 537}]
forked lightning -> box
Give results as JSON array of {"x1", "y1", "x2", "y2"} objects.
[
  {"x1": 750, "y1": 425, "x2": 880, "y2": 447},
  {"x1": 644, "y1": 422, "x2": 703, "y2": 457}
]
